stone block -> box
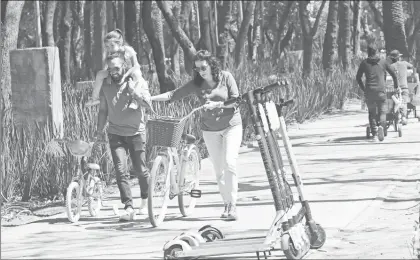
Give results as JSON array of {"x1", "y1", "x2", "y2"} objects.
[{"x1": 9, "y1": 47, "x2": 64, "y2": 138}]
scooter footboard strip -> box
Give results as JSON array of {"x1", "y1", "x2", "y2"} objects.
[
  {"x1": 178, "y1": 238, "x2": 274, "y2": 258},
  {"x1": 190, "y1": 237, "x2": 266, "y2": 249}
]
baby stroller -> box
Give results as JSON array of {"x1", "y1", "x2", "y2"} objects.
[{"x1": 366, "y1": 87, "x2": 404, "y2": 140}]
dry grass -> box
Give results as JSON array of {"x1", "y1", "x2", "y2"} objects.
[{"x1": 1, "y1": 60, "x2": 360, "y2": 203}]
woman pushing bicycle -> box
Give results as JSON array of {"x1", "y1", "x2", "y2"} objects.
[{"x1": 151, "y1": 50, "x2": 242, "y2": 221}]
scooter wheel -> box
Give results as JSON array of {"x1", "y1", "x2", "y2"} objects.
[
  {"x1": 366, "y1": 126, "x2": 370, "y2": 139},
  {"x1": 199, "y1": 226, "x2": 224, "y2": 242},
  {"x1": 397, "y1": 124, "x2": 403, "y2": 137},
  {"x1": 282, "y1": 234, "x2": 305, "y2": 260},
  {"x1": 164, "y1": 244, "x2": 183, "y2": 260},
  {"x1": 309, "y1": 224, "x2": 326, "y2": 249}
]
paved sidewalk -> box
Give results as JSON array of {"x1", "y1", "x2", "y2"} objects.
[{"x1": 2, "y1": 104, "x2": 420, "y2": 259}]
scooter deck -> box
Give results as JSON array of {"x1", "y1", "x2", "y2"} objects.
[{"x1": 176, "y1": 237, "x2": 275, "y2": 259}]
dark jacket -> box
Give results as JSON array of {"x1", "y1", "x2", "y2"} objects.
[{"x1": 356, "y1": 55, "x2": 399, "y2": 100}]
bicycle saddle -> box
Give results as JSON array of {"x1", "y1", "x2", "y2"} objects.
[
  {"x1": 182, "y1": 134, "x2": 196, "y2": 144},
  {"x1": 67, "y1": 140, "x2": 92, "y2": 156}
]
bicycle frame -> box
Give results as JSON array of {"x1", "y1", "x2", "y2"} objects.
[{"x1": 159, "y1": 142, "x2": 196, "y2": 198}]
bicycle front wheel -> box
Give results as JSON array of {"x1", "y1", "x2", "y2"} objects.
[
  {"x1": 66, "y1": 181, "x2": 82, "y2": 223},
  {"x1": 178, "y1": 145, "x2": 200, "y2": 217},
  {"x1": 88, "y1": 177, "x2": 103, "y2": 217},
  {"x1": 148, "y1": 153, "x2": 171, "y2": 227}
]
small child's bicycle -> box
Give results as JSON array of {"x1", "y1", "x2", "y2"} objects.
[
  {"x1": 55, "y1": 138, "x2": 108, "y2": 223},
  {"x1": 146, "y1": 107, "x2": 204, "y2": 227}
]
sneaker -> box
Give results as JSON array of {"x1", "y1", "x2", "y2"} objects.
[
  {"x1": 138, "y1": 198, "x2": 148, "y2": 215},
  {"x1": 221, "y1": 204, "x2": 229, "y2": 218},
  {"x1": 226, "y1": 203, "x2": 238, "y2": 221},
  {"x1": 370, "y1": 135, "x2": 379, "y2": 142},
  {"x1": 86, "y1": 98, "x2": 100, "y2": 107},
  {"x1": 377, "y1": 126, "x2": 384, "y2": 141},
  {"x1": 119, "y1": 207, "x2": 136, "y2": 221},
  {"x1": 128, "y1": 99, "x2": 139, "y2": 110}
]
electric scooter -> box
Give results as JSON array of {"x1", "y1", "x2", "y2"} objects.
[{"x1": 162, "y1": 80, "x2": 326, "y2": 259}]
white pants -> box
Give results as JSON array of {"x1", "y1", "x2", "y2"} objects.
[{"x1": 202, "y1": 124, "x2": 243, "y2": 205}]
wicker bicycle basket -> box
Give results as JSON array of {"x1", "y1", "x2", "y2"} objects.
[{"x1": 147, "y1": 118, "x2": 187, "y2": 147}]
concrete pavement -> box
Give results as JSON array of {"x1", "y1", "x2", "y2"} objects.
[{"x1": 2, "y1": 102, "x2": 420, "y2": 259}]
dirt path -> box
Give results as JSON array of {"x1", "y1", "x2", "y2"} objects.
[{"x1": 2, "y1": 102, "x2": 420, "y2": 259}]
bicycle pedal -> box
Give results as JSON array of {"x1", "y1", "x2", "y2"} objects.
[
  {"x1": 190, "y1": 189, "x2": 202, "y2": 198},
  {"x1": 169, "y1": 193, "x2": 177, "y2": 200}
]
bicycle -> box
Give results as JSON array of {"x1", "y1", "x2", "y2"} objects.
[
  {"x1": 55, "y1": 138, "x2": 108, "y2": 223},
  {"x1": 146, "y1": 107, "x2": 204, "y2": 227}
]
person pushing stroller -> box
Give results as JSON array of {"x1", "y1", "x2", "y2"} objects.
[{"x1": 356, "y1": 45, "x2": 400, "y2": 142}]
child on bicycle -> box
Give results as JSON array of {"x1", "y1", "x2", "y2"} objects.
[{"x1": 86, "y1": 29, "x2": 143, "y2": 109}]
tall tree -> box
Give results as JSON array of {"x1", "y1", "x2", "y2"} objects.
[
  {"x1": 93, "y1": 1, "x2": 106, "y2": 74},
  {"x1": 234, "y1": 1, "x2": 256, "y2": 68},
  {"x1": 272, "y1": 1, "x2": 294, "y2": 63},
  {"x1": 143, "y1": 1, "x2": 175, "y2": 93},
  {"x1": 353, "y1": 0, "x2": 361, "y2": 55},
  {"x1": 84, "y1": 0, "x2": 93, "y2": 79},
  {"x1": 250, "y1": 0, "x2": 262, "y2": 62},
  {"x1": 179, "y1": 1, "x2": 193, "y2": 73},
  {"x1": 61, "y1": 0, "x2": 72, "y2": 83},
  {"x1": 44, "y1": 1, "x2": 57, "y2": 46},
  {"x1": 298, "y1": 0, "x2": 327, "y2": 77},
  {"x1": 216, "y1": 0, "x2": 233, "y2": 69},
  {"x1": 338, "y1": 0, "x2": 351, "y2": 70},
  {"x1": 382, "y1": 0, "x2": 409, "y2": 57},
  {"x1": 197, "y1": 1, "x2": 214, "y2": 53},
  {"x1": 124, "y1": 0, "x2": 136, "y2": 45},
  {"x1": 0, "y1": 0, "x2": 25, "y2": 152},
  {"x1": 322, "y1": 0, "x2": 339, "y2": 72},
  {"x1": 106, "y1": 1, "x2": 115, "y2": 31},
  {"x1": 116, "y1": 1, "x2": 125, "y2": 34}
]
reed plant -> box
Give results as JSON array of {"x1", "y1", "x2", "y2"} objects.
[{"x1": 1, "y1": 60, "x2": 360, "y2": 202}]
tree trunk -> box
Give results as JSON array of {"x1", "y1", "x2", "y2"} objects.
[
  {"x1": 53, "y1": 2, "x2": 63, "y2": 46},
  {"x1": 353, "y1": 0, "x2": 361, "y2": 56},
  {"x1": 84, "y1": 0, "x2": 93, "y2": 80},
  {"x1": 322, "y1": 0, "x2": 339, "y2": 71},
  {"x1": 124, "y1": 0, "x2": 136, "y2": 45},
  {"x1": 234, "y1": 1, "x2": 256, "y2": 68},
  {"x1": 382, "y1": 0, "x2": 409, "y2": 57},
  {"x1": 61, "y1": 0, "x2": 72, "y2": 83},
  {"x1": 0, "y1": 0, "x2": 25, "y2": 185},
  {"x1": 1, "y1": 0, "x2": 25, "y2": 121},
  {"x1": 143, "y1": 1, "x2": 175, "y2": 93},
  {"x1": 217, "y1": 0, "x2": 232, "y2": 69},
  {"x1": 179, "y1": 1, "x2": 193, "y2": 74},
  {"x1": 93, "y1": 1, "x2": 106, "y2": 74},
  {"x1": 197, "y1": 1, "x2": 213, "y2": 52},
  {"x1": 34, "y1": 0, "x2": 42, "y2": 47},
  {"x1": 299, "y1": 0, "x2": 326, "y2": 77},
  {"x1": 156, "y1": 0, "x2": 198, "y2": 65},
  {"x1": 272, "y1": 1, "x2": 294, "y2": 63},
  {"x1": 170, "y1": 1, "x2": 181, "y2": 78},
  {"x1": 44, "y1": 1, "x2": 57, "y2": 46},
  {"x1": 71, "y1": 0, "x2": 84, "y2": 81},
  {"x1": 107, "y1": 1, "x2": 115, "y2": 31},
  {"x1": 116, "y1": 1, "x2": 125, "y2": 34},
  {"x1": 338, "y1": 0, "x2": 351, "y2": 70}
]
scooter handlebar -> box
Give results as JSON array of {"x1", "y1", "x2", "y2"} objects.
[{"x1": 223, "y1": 79, "x2": 289, "y2": 106}]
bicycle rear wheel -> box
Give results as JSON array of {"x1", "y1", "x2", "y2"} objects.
[
  {"x1": 148, "y1": 153, "x2": 171, "y2": 227},
  {"x1": 66, "y1": 181, "x2": 82, "y2": 223},
  {"x1": 178, "y1": 145, "x2": 200, "y2": 217}
]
